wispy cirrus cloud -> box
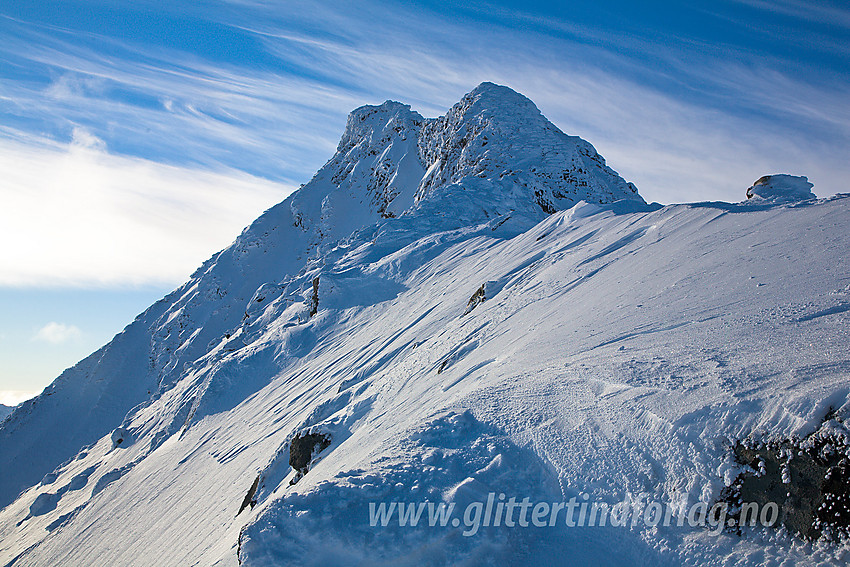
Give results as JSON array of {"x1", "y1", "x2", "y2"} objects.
[
  {"x1": 32, "y1": 322, "x2": 82, "y2": 344},
  {"x1": 0, "y1": 129, "x2": 290, "y2": 287},
  {"x1": 726, "y1": 0, "x2": 850, "y2": 31}
]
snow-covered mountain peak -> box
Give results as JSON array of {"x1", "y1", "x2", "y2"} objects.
[
  {"x1": 449, "y1": 81, "x2": 545, "y2": 123},
  {"x1": 288, "y1": 98, "x2": 426, "y2": 241},
  {"x1": 282, "y1": 82, "x2": 645, "y2": 256},
  {"x1": 2, "y1": 83, "x2": 850, "y2": 567},
  {"x1": 415, "y1": 82, "x2": 644, "y2": 214},
  {"x1": 0, "y1": 85, "x2": 650, "y2": 521},
  {"x1": 336, "y1": 100, "x2": 424, "y2": 157}
]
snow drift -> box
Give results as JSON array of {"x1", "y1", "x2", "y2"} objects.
[
  {"x1": 0, "y1": 83, "x2": 848, "y2": 566},
  {"x1": 746, "y1": 174, "x2": 817, "y2": 202}
]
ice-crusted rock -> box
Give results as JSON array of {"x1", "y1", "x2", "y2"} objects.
[
  {"x1": 291, "y1": 81, "x2": 644, "y2": 245},
  {"x1": 746, "y1": 174, "x2": 816, "y2": 203},
  {"x1": 291, "y1": 100, "x2": 426, "y2": 241},
  {"x1": 110, "y1": 427, "x2": 130, "y2": 449},
  {"x1": 416, "y1": 82, "x2": 643, "y2": 214}
]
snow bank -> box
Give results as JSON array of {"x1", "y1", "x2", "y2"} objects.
[{"x1": 746, "y1": 174, "x2": 816, "y2": 202}]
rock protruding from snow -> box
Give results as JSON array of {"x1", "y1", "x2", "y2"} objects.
[
  {"x1": 746, "y1": 174, "x2": 816, "y2": 203},
  {"x1": 110, "y1": 427, "x2": 131, "y2": 448},
  {"x1": 288, "y1": 432, "x2": 331, "y2": 484},
  {"x1": 417, "y1": 82, "x2": 643, "y2": 214},
  {"x1": 463, "y1": 283, "x2": 487, "y2": 315},
  {"x1": 300, "y1": 82, "x2": 643, "y2": 231}
]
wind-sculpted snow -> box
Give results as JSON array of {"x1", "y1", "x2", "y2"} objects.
[
  {"x1": 746, "y1": 174, "x2": 817, "y2": 202},
  {"x1": 0, "y1": 82, "x2": 646, "y2": 515},
  {"x1": 417, "y1": 83, "x2": 643, "y2": 213},
  {"x1": 1, "y1": 84, "x2": 848, "y2": 566}
]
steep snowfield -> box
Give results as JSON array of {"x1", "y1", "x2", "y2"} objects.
[
  {"x1": 0, "y1": 82, "x2": 642, "y2": 512},
  {"x1": 0, "y1": 406, "x2": 11, "y2": 423},
  {"x1": 1, "y1": 84, "x2": 849, "y2": 566}
]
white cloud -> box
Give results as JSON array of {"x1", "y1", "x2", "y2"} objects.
[
  {"x1": 729, "y1": 0, "x2": 850, "y2": 31},
  {"x1": 32, "y1": 322, "x2": 82, "y2": 344},
  {"x1": 44, "y1": 73, "x2": 108, "y2": 101},
  {"x1": 70, "y1": 127, "x2": 107, "y2": 151},
  {"x1": 0, "y1": 134, "x2": 292, "y2": 287},
  {"x1": 0, "y1": 390, "x2": 40, "y2": 406}
]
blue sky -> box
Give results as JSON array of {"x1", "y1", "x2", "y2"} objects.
[{"x1": 1, "y1": 0, "x2": 848, "y2": 404}]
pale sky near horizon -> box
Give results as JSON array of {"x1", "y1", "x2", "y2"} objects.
[{"x1": 1, "y1": 0, "x2": 849, "y2": 405}]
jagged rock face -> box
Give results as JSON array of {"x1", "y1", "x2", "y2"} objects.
[
  {"x1": 292, "y1": 101, "x2": 427, "y2": 242},
  {"x1": 291, "y1": 82, "x2": 643, "y2": 248},
  {"x1": 746, "y1": 174, "x2": 816, "y2": 202},
  {"x1": 416, "y1": 82, "x2": 643, "y2": 213}
]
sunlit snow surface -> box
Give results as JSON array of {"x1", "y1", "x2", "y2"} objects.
[
  {"x1": 1, "y1": 84, "x2": 848, "y2": 566},
  {"x1": 747, "y1": 174, "x2": 817, "y2": 203}
]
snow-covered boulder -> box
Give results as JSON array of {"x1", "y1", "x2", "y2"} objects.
[
  {"x1": 746, "y1": 174, "x2": 816, "y2": 202},
  {"x1": 110, "y1": 427, "x2": 131, "y2": 448}
]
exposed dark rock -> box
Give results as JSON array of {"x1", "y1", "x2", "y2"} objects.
[
  {"x1": 721, "y1": 419, "x2": 850, "y2": 540},
  {"x1": 463, "y1": 283, "x2": 486, "y2": 316},
  {"x1": 237, "y1": 475, "x2": 260, "y2": 515},
  {"x1": 309, "y1": 277, "x2": 320, "y2": 317},
  {"x1": 288, "y1": 432, "x2": 331, "y2": 485}
]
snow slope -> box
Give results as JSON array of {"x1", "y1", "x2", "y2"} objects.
[
  {"x1": 1, "y1": 83, "x2": 849, "y2": 566},
  {"x1": 0, "y1": 82, "x2": 642, "y2": 511},
  {"x1": 0, "y1": 406, "x2": 11, "y2": 423}
]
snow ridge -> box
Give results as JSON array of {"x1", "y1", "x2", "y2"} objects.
[
  {"x1": 1, "y1": 84, "x2": 848, "y2": 567},
  {"x1": 0, "y1": 82, "x2": 642, "y2": 513}
]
